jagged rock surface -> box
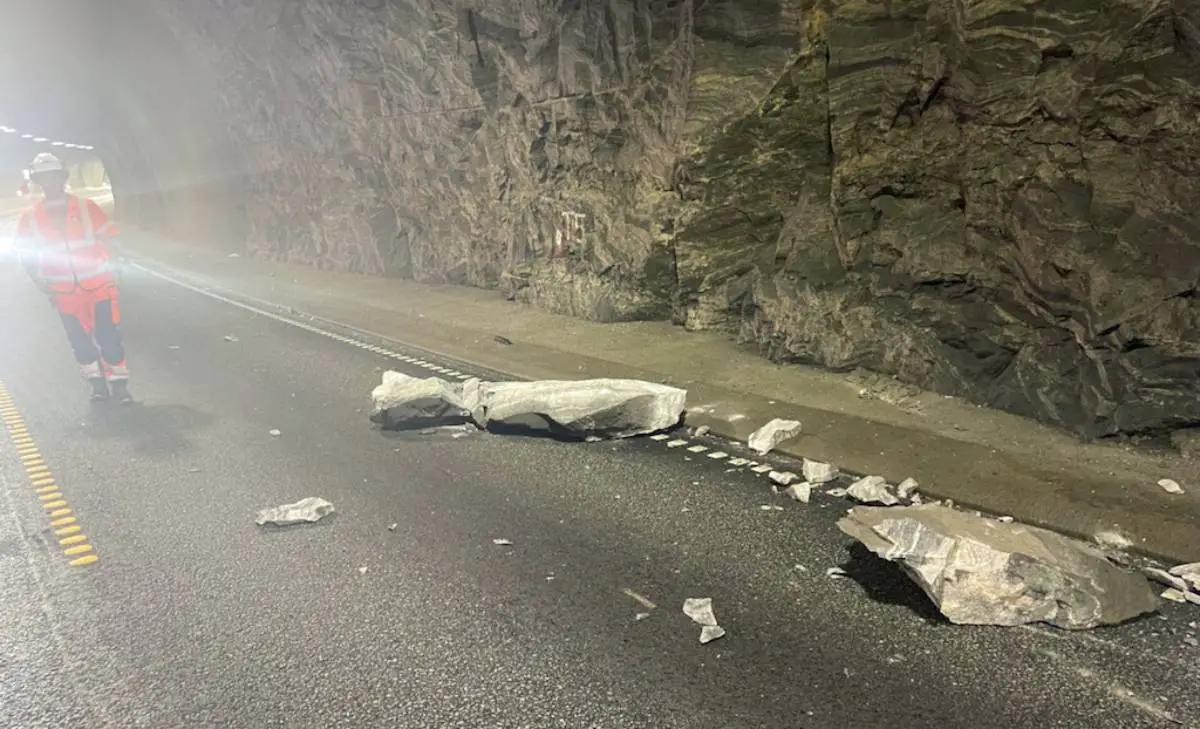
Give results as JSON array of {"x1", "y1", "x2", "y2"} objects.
[
  {"x1": 92, "y1": 0, "x2": 1200, "y2": 438},
  {"x1": 838, "y1": 504, "x2": 1160, "y2": 629},
  {"x1": 371, "y1": 370, "x2": 686, "y2": 439}
]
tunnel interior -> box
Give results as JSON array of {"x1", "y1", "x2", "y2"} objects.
[{"x1": 2, "y1": 0, "x2": 1198, "y2": 441}]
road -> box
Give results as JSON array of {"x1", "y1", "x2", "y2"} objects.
[{"x1": 0, "y1": 231, "x2": 1198, "y2": 728}]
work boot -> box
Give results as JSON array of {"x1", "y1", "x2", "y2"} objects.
[
  {"x1": 88, "y1": 378, "x2": 110, "y2": 401},
  {"x1": 109, "y1": 380, "x2": 133, "y2": 404}
]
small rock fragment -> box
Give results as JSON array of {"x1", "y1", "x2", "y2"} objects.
[
  {"x1": 635, "y1": 612, "x2": 651, "y2": 621},
  {"x1": 1169, "y1": 563, "x2": 1200, "y2": 591},
  {"x1": 492, "y1": 538, "x2": 513, "y2": 546},
  {"x1": 996, "y1": 515, "x2": 1014, "y2": 523},
  {"x1": 802, "y1": 458, "x2": 838, "y2": 484},
  {"x1": 683, "y1": 597, "x2": 719, "y2": 626},
  {"x1": 1159, "y1": 478, "x2": 1185, "y2": 494},
  {"x1": 784, "y1": 482, "x2": 812, "y2": 503},
  {"x1": 826, "y1": 567, "x2": 848, "y2": 579},
  {"x1": 683, "y1": 598, "x2": 726, "y2": 643},
  {"x1": 1094, "y1": 530, "x2": 1133, "y2": 550},
  {"x1": 747, "y1": 418, "x2": 802, "y2": 455},
  {"x1": 358, "y1": 566, "x2": 368, "y2": 574},
  {"x1": 896, "y1": 477, "x2": 919, "y2": 499},
  {"x1": 167, "y1": 345, "x2": 181, "y2": 350},
  {"x1": 494, "y1": 335, "x2": 513, "y2": 346},
  {"x1": 268, "y1": 429, "x2": 281, "y2": 437},
  {"x1": 254, "y1": 497, "x2": 335, "y2": 526},
  {"x1": 826, "y1": 488, "x2": 848, "y2": 498},
  {"x1": 769, "y1": 470, "x2": 800, "y2": 486},
  {"x1": 760, "y1": 504, "x2": 783, "y2": 511},
  {"x1": 1144, "y1": 567, "x2": 1189, "y2": 592},
  {"x1": 1162, "y1": 588, "x2": 1188, "y2": 603},
  {"x1": 387, "y1": 523, "x2": 398, "y2": 532},
  {"x1": 846, "y1": 475, "x2": 898, "y2": 506},
  {"x1": 227, "y1": 253, "x2": 240, "y2": 258},
  {"x1": 693, "y1": 425, "x2": 711, "y2": 437},
  {"x1": 223, "y1": 335, "x2": 239, "y2": 342}
]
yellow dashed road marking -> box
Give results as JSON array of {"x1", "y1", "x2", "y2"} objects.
[{"x1": 0, "y1": 381, "x2": 98, "y2": 566}]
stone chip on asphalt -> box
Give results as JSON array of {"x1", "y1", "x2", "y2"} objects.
[
  {"x1": 255, "y1": 497, "x2": 335, "y2": 526},
  {"x1": 837, "y1": 505, "x2": 1159, "y2": 629},
  {"x1": 683, "y1": 598, "x2": 726, "y2": 643},
  {"x1": 747, "y1": 418, "x2": 802, "y2": 455},
  {"x1": 802, "y1": 459, "x2": 838, "y2": 484},
  {"x1": 846, "y1": 475, "x2": 899, "y2": 506}
]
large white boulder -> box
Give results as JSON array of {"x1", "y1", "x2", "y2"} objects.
[
  {"x1": 838, "y1": 504, "x2": 1159, "y2": 629},
  {"x1": 370, "y1": 371, "x2": 686, "y2": 440}
]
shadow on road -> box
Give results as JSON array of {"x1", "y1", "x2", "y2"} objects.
[
  {"x1": 840, "y1": 542, "x2": 945, "y2": 623},
  {"x1": 78, "y1": 401, "x2": 215, "y2": 458}
]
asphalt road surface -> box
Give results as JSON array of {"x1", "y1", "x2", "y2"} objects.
[{"x1": 0, "y1": 246, "x2": 1198, "y2": 728}]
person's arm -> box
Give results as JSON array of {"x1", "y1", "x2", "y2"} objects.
[
  {"x1": 84, "y1": 197, "x2": 119, "y2": 259},
  {"x1": 12, "y1": 213, "x2": 51, "y2": 297}
]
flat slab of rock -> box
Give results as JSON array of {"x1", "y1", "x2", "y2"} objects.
[
  {"x1": 255, "y1": 497, "x2": 335, "y2": 526},
  {"x1": 370, "y1": 371, "x2": 685, "y2": 440},
  {"x1": 747, "y1": 418, "x2": 802, "y2": 455},
  {"x1": 838, "y1": 504, "x2": 1159, "y2": 629}
]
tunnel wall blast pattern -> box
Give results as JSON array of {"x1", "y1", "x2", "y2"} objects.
[{"x1": 65, "y1": 0, "x2": 1200, "y2": 440}]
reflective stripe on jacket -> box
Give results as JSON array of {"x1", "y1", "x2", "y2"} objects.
[{"x1": 16, "y1": 196, "x2": 115, "y2": 293}]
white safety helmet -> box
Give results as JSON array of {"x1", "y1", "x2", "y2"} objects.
[{"x1": 28, "y1": 152, "x2": 66, "y2": 176}]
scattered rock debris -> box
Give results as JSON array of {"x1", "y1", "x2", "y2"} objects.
[
  {"x1": 1170, "y1": 563, "x2": 1200, "y2": 592},
  {"x1": 769, "y1": 470, "x2": 800, "y2": 486},
  {"x1": 802, "y1": 459, "x2": 839, "y2": 484},
  {"x1": 635, "y1": 612, "x2": 651, "y2": 621},
  {"x1": 494, "y1": 335, "x2": 513, "y2": 346},
  {"x1": 838, "y1": 505, "x2": 1159, "y2": 629},
  {"x1": 682, "y1": 598, "x2": 726, "y2": 644},
  {"x1": 784, "y1": 483, "x2": 812, "y2": 503},
  {"x1": 692, "y1": 425, "x2": 710, "y2": 437},
  {"x1": 760, "y1": 504, "x2": 784, "y2": 511},
  {"x1": 255, "y1": 497, "x2": 335, "y2": 526},
  {"x1": 223, "y1": 334, "x2": 239, "y2": 342},
  {"x1": 491, "y1": 538, "x2": 513, "y2": 546},
  {"x1": 826, "y1": 567, "x2": 849, "y2": 579},
  {"x1": 846, "y1": 475, "x2": 899, "y2": 506},
  {"x1": 896, "y1": 477, "x2": 919, "y2": 500},
  {"x1": 268, "y1": 429, "x2": 281, "y2": 437},
  {"x1": 1158, "y1": 478, "x2": 1185, "y2": 495},
  {"x1": 370, "y1": 371, "x2": 686, "y2": 440},
  {"x1": 387, "y1": 523, "x2": 398, "y2": 532},
  {"x1": 1094, "y1": 530, "x2": 1134, "y2": 550},
  {"x1": 747, "y1": 418, "x2": 802, "y2": 455}
]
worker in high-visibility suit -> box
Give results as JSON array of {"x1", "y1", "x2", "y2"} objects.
[{"x1": 13, "y1": 153, "x2": 132, "y2": 402}]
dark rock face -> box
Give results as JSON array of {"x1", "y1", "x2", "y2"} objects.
[{"x1": 82, "y1": 0, "x2": 1200, "y2": 438}]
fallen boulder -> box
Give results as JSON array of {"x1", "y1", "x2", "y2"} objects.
[
  {"x1": 837, "y1": 505, "x2": 1159, "y2": 629},
  {"x1": 370, "y1": 371, "x2": 685, "y2": 440},
  {"x1": 370, "y1": 371, "x2": 477, "y2": 424}
]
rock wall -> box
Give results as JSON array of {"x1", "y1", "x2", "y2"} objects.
[{"x1": 94, "y1": 0, "x2": 1199, "y2": 439}]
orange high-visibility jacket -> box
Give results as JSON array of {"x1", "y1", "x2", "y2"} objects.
[{"x1": 15, "y1": 196, "x2": 118, "y2": 294}]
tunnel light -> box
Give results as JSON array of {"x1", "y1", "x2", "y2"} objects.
[
  {"x1": 0, "y1": 126, "x2": 12, "y2": 133},
  {"x1": 20, "y1": 133, "x2": 32, "y2": 138},
  {"x1": 80, "y1": 145, "x2": 94, "y2": 150},
  {"x1": 32, "y1": 136, "x2": 47, "y2": 142},
  {"x1": 51, "y1": 141, "x2": 64, "y2": 146}
]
